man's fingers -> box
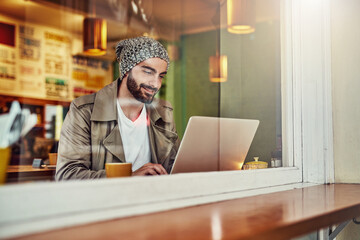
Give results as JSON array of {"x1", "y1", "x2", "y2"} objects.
[
  {"x1": 132, "y1": 163, "x2": 168, "y2": 176},
  {"x1": 146, "y1": 168, "x2": 158, "y2": 175},
  {"x1": 159, "y1": 165, "x2": 168, "y2": 174},
  {"x1": 152, "y1": 164, "x2": 168, "y2": 175}
]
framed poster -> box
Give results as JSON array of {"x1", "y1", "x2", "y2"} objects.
[{"x1": 0, "y1": 22, "x2": 16, "y2": 91}]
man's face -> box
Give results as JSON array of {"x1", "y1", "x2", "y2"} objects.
[{"x1": 126, "y1": 57, "x2": 167, "y2": 104}]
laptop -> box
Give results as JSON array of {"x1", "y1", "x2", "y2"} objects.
[{"x1": 170, "y1": 116, "x2": 259, "y2": 174}]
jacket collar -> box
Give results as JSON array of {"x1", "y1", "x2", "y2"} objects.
[
  {"x1": 90, "y1": 78, "x2": 168, "y2": 123},
  {"x1": 146, "y1": 98, "x2": 173, "y2": 124},
  {"x1": 90, "y1": 80, "x2": 118, "y2": 121}
]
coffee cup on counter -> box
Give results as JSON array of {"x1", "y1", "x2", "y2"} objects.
[
  {"x1": 105, "y1": 163, "x2": 132, "y2": 178},
  {"x1": 48, "y1": 153, "x2": 58, "y2": 166}
]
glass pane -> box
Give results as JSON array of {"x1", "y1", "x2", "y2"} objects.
[
  {"x1": 175, "y1": 0, "x2": 282, "y2": 170},
  {"x1": 0, "y1": 0, "x2": 283, "y2": 185},
  {"x1": 219, "y1": 0, "x2": 282, "y2": 168}
]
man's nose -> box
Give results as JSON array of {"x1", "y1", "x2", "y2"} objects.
[{"x1": 149, "y1": 75, "x2": 162, "y2": 89}]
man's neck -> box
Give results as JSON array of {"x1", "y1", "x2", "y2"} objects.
[
  {"x1": 118, "y1": 97, "x2": 144, "y2": 122},
  {"x1": 118, "y1": 81, "x2": 144, "y2": 122}
]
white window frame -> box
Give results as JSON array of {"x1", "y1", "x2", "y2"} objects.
[
  {"x1": 286, "y1": 0, "x2": 334, "y2": 184},
  {"x1": 0, "y1": 0, "x2": 334, "y2": 238}
]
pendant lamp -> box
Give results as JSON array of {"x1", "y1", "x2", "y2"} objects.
[
  {"x1": 83, "y1": 17, "x2": 107, "y2": 56},
  {"x1": 209, "y1": 24, "x2": 228, "y2": 82},
  {"x1": 209, "y1": 55, "x2": 228, "y2": 82},
  {"x1": 227, "y1": 0, "x2": 255, "y2": 34}
]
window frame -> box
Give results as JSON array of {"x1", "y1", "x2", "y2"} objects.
[{"x1": 0, "y1": 0, "x2": 334, "y2": 238}]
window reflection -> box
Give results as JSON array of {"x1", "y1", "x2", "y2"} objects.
[
  {"x1": 219, "y1": 0, "x2": 282, "y2": 166},
  {"x1": 0, "y1": 0, "x2": 282, "y2": 184}
]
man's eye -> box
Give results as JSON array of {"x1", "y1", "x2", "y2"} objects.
[
  {"x1": 144, "y1": 70, "x2": 152, "y2": 74},
  {"x1": 159, "y1": 75, "x2": 165, "y2": 79}
]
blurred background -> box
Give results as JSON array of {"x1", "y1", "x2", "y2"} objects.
[{"x1": 0, "y1": 0, "x2": 282, "y2": 183}]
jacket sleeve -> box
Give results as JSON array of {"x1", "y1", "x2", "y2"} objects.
[
  {"x1": 167, "y1": 131, "x2": 180, "y2": 174},
  {"x1": 55, "y1": 102, "x2": 106, "y2": 180},
  {"x1": 164, "y1": 105, "x2": 180, "y2": 174}
]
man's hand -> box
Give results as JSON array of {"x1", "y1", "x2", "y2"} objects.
[{"x1": 132, "y1": 163, "x2": 168, "y2": 176}]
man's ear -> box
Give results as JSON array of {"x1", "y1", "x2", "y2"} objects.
[{"x1": 122, "y1": 73, "x2": 128, "y2": 82}]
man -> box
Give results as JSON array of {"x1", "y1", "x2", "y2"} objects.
[{"x1": 56, "y1": 36, "x2": 179, "y2": 180}]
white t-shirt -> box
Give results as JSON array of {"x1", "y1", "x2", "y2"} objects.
[{"x1": 116, "y1": 100, "x2": 151, "y2": 171}]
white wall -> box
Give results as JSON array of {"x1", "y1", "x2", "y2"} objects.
[
  {"x1": 332, "y1": 0, "x2": 360, "y2": 238},
  {"x1": 332, "y1": 0, "x2": 360, "y2": 183}
]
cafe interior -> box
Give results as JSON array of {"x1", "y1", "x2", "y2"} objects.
[{"x1": 0, "y1": 0, "x2": 359, "y2": 239}]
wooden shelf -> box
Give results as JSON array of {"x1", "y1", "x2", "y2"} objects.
[
  {"x1": 1, "y1": 95, "x2": 68, "y2": 161},
  {"x1": 6, "y1": 165, "x2": 55, "y2": 183},
  {"x1": 0, "y1": 95, "x2": 71, "y2": 107}
]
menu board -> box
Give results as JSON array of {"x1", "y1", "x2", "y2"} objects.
[
  {"x1": 72, "y1": 56, "x2": 112, "y2": 98},
  {"x1": 43, "y1": 31, "x2": 71, "y2": 99},
  {"x1": 18, "y1": 25, "x2": 44, "y2": 95},
  {"x1": 0, "y1": 16, "x2": 113, "y2": 100}
]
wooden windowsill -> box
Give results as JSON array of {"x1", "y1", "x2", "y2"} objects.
[{"x1": 11, "y1": 184, "x2": 360, "y2": 240}]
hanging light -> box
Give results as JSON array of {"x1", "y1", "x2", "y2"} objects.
[
  {"x1": 83, "y1": 18, "x2": 107, "y2": 56},
  {"x1": 227, "y1": 0, "x2": 255, "y2": 34},
  {"x1": 209, "y1": 55, "x2": 228, "y2": 83},
  {"x1": 209, "y1": 2, "x2": 228, "y2": 82},
  {"x1": 209, "y1": 21, "x2": 228, "y2": 82}
]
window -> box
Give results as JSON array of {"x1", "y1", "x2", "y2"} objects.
[{"x1": 0, "y1": 0, "x2": 334, "y2": 238}]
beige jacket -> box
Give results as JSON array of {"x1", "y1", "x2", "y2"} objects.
[{"x1": 55, "y1": 79, "x2": 179, "y2": 180}]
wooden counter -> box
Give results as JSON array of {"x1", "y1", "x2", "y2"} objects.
[
  {"x1": 6, "y1": 165, "x2": 55, "y2": 183},
  {"x1": 12, "y1": 184, "x2": 360, "y2": 240}
]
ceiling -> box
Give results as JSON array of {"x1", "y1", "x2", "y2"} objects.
[
  {"x1": 0, "y1": 0, "x2": 279, "y2": 58},
  {"x1": 0, "y1": 0, "x2": 221, "y2": 39}
]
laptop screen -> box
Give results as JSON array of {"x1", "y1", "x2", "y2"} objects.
[{"x1": 171, "y1": 116, "x2": 259, "y2": 174}]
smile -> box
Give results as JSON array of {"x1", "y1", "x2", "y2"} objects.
[{"x1": 142, "y1": 86, "x2": 156, "y2": 95}]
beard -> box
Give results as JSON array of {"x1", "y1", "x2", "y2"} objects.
[{"x1": 126, "y1": 71, "x2": 159, "y2": 104}]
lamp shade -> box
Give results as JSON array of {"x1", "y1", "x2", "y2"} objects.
[
  {"x1": 227, "y1": 0, "x2": 255, "y2": 34},
  {"x1": 83, "y1": 18, "x2": 107, "y2": 56},
  {"x1": 209, "y1": 55, "x2": 228, "y2": 82}
]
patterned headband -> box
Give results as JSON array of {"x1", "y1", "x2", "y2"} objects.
[{"x1": 115, "y1": 36, "x2": 170, "y2": 80}]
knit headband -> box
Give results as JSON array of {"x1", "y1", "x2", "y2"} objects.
[{"x1": 115, "y1": 36, "x2": 170, "y2": 80}]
